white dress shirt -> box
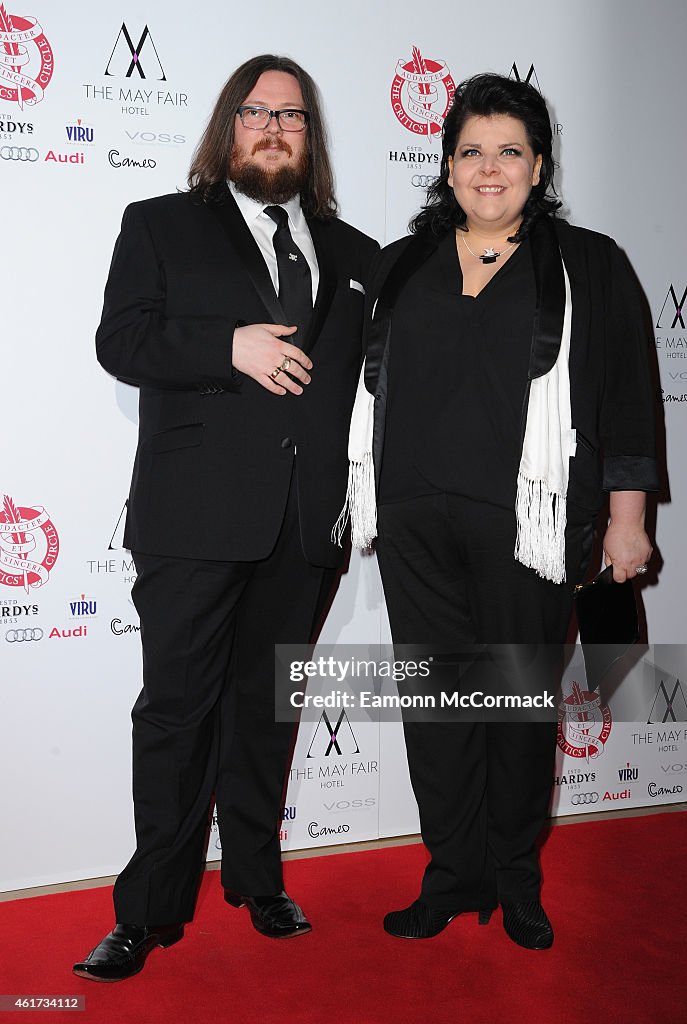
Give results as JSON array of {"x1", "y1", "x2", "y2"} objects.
[{"x1": 229, "y1": 181, "x2": 319, "y2": 304}]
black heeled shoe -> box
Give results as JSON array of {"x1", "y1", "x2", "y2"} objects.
[
  {"x1": 501, "y1": 901, "x2": 554, "y2": 949},
  {"x1": 383, "y1": 900, "x2": 494, "y2": 939}
]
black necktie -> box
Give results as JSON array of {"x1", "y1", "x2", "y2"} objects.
[{"x1": 264, "y1": 205, "x2": 313, "y2": 337}]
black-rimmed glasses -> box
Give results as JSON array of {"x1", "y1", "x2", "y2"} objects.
[{"x1": 236, "y1": 106, "x2": 309, "y2": 132}]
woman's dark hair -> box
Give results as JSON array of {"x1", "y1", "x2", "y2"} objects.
[
  {"x1": 188, "y1": 54, "x2": 338, "y2": 218},
  {"x1": 411, "y1": 73, "x2": 561, "y2": 240}
]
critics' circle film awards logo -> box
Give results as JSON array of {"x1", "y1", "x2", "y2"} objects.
[
  {"x1": 391, "y1": 45, "x2": 455, "y2": 140},
  {"x1": 0, "y1": 493, "x2": 59, "y2": 591},
  {"x1": 0, "y1": 6, "x2": 53, "y2": 109},
  {"x1": 557, "y1": 680, "x2": 612, "y2": 761}
]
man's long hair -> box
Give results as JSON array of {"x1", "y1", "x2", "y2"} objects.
[{"x1": 188, "y1": 54, "x2": 338, "y2": 219}]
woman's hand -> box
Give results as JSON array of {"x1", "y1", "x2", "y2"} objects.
[{"x1": 603, "y1": 491, "x2": 652, "y2": 582}]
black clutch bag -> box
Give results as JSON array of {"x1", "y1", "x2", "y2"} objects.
[{"x1": 574, "y1": 564, "x2": 639, "y2": 690}]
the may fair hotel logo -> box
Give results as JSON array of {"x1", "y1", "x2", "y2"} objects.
[
  {"x1": 82, "y1": 22, "x2": 187, "y2": 117},
  {"x1": 656, "y1": 281, "x2": 687, "y2": 407}
]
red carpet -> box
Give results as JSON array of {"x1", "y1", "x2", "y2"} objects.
[{"x1": 1, "y1": 813, "x2": 685, "y2": 1024}]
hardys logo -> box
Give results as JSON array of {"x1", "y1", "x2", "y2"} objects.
[
  {"x1": 0, "y1": 494, "x2": 59, "y2": 591},
  {"x1": 306, "y1": 709, "x2": 360, "y2": 758},
  {"x1": 105, "y1": 23, "x2": 165, "y2": 80},
  {"x1": 391, "y1": 45, "x2": 455, "y2": 141},
  {"x1": 0, "y1": 7, "x2": 53, "y2": 109},
  {"x1": 557, "y1": 680, "x2": 612, "y2": 761}
]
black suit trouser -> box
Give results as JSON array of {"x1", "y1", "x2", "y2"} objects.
[
  {"x1": 376, "y1": 492, "x2": 593, "y2": 910},
  {"x1": 113, "y1": 473, "x2": 335, "y2": 925}
]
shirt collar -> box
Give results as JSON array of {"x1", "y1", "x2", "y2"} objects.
[{"x1": 228, "y1": 180, "x2": 305, "y2": 231}]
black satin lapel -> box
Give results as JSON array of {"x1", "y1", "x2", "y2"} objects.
[
  {"x1": 208, "y1": 187, "x2": 285, "y2": 325},
  {"x1": 302, "y1": 217, "x2": 337, "y2": 355},
  {"x1": 528, "y1": 216, "x2": 566, "y2": 380},
  {"x1": 365, "y1": 229, "x2": 442, "y2": 392}
]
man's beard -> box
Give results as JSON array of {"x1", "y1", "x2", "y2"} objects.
[{"x1": 230, "y1": 138, "x2": 310, "y2": 205}]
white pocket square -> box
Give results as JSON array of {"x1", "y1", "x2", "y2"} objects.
[{"x1": 349, "y1": 279, "x2": 365, "y2": 294}]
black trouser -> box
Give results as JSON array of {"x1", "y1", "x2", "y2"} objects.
[
  {"x1": 113, "y1": 477, "x2": 335, "y2": 925},
  {"x1": 376, "y1": 493, "x2": 592, "y2": 910}
]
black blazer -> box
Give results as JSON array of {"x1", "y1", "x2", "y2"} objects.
[
  {"x1": 363, "y1": 216, "x2": 659, "y2": 522},
  {"x1": 96, "y1": 189, "x2": 379, "y2": 566}
]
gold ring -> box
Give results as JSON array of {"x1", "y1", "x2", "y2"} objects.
[{"x1": 270, "y1": 366, "x2": 282, "y2": 379}]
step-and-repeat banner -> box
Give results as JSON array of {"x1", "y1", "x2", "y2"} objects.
[{"x1": 2, "y1": 0, "x2": 686, "y2": 891}]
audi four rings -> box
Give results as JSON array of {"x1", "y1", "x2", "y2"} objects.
[
  {"x1": 570, "y1": 792, "x2": 599, "y2": 805},
  {"x1": 0, "y1": 146, "x2": 39, "y2": 162},
  {"x1": 411, "y1": 174, "x2": 438, "y2": 187},
  {"x1": 6, "y1": 628, "x2": 44, "y2": 642}
]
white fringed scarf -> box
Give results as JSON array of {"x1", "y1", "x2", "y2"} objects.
[{"x1": 332, "y1": 258, "x2": 576, "y2": 585}]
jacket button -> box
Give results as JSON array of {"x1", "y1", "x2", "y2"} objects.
[
  {"x1": 280, "y1": 437, "x2": 292, "y2": 449},
  {"x1": 375, "y1": 393, "x2": 382, "y2": 400}
]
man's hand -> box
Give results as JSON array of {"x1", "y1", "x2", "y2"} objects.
[{"x1": 232, "y1": 323, "x2": 312, "y2": 395}]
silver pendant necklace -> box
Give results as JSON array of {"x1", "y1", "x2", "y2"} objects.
[{"x1": 462, "y1": 233, "x2": 517, "y2": 265}]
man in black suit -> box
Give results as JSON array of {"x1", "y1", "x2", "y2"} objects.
[{"x1": 73, "y1": 54, "x2": 377, "y2": 982}]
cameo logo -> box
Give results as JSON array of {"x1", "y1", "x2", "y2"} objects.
[
  {"x1": 306, "y1": 709, "x2": 360, "y2": 758},
  {"x1": 570, "y1": 792, "x2": 599, "y2": 805},
  {"x1": 617, "y1": 761, "x2": 639, "y2": 783},
  {"x1": 411, "y1": 173, "x2": 437, "y2": 187},
  {"x1": 65, "y1": 118, "x2": 93, "y2": 144},
  {"x1": 45, "y1": 149, "x2": 84, "y2": 164},
  {"x1": 125, "y1": 129, "x2": 185, "y2": 145},
  {"x1": 6, "y1": 626, "x2": 42, "y2": 641},
  {"x1": 308, "y1": 822, "x2": 351, "y2": 839},
  {"x1": 69, "y1": 594, "x2": 96, "y2": 617},
  {"x1": 602, "y1": 789, "x2": 631, "y2": 802},
  {"x1": 0, "y1": 142, "x2": 36, "y2": 159},
  {"x1": 648, "y1": 679, "x2": 687, "y2": 724},
  {"x1": 390, "y1": 45, "x2": 455, "y2": 139},
  {"x1": 0, "y1": 494, "x2": 59, "y2": 591},
  {"x1": 0, "y1": 8, "x2": 54, "y2": 109},
  {"x1": 557, "y1": 681, "x2": 612, "y2": 760},
  {"x1": 656, "y1": 285, "x2": 686, "y2": 331},
  {"x1": 108, "y1": 148, "x2": 156, "y2": 168},
  {"x1": 648, "y1": 781, "x2": 683, "y2": 798},
  {"x1": 111, "y1": 617, "x2": 140, "y2": 636},
  {"x1": 105, "y1": 23, "x2": 166, "y2": 80}
]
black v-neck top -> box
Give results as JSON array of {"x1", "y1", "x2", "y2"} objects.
[{"x1": 379, "y1": 230, "x2": 536, "y2": 510}]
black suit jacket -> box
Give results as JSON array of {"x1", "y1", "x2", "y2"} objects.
[
  {"x1": 96, "y1": 189, "x2": 379, "y2": 565},
  {"x1": 363, "y1": 216, "x2": 659, "y2": 523}
]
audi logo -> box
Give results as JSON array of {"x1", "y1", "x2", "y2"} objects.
[
  {"x1": 0, "y1": 145, "x2": 39, "y2": 162},
  {"x1": 411, "y1": 174, "x2": 438, "y2": 188},
  {"x1": 570, "y1": 791, "x2": 599, "y2": 805},
  {"x1": 6, "y1": 627, "x2": 44, "y2": 642}
]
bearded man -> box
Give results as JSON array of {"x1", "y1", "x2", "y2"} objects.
[{"x1": 73, "y1": 55, "x2": 378, "y2": 982}]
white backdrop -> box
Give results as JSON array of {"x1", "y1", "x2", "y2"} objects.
[{"x1": 2, "y1": 0, "x2": 686, "y2": 891}]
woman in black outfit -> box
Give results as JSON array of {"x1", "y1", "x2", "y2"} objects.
[{"x1": 339, "y1": 74, "x2": 657, "y2": 949}]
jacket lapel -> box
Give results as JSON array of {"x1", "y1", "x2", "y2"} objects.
[
  {"x1": 302, "y1": 216, "x2": 337, "y2": 355},
  {"x1": 365, "y1": 228, "x2": 441, "y2": 392},
  {"x1": 209, "y1": 186, "x2": 285, "y2": 325},
  {"x1": 528, "y1": 215, "x2": 566, "y2": 380}
]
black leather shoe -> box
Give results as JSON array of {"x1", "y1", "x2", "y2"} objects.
[
  {"x1": 502, "y1": 901, "x2": 554, "y2": 949},
  {"x1": 224, "y1": 889, "x2": 311, "y2": 938},
  {"x1": 383, "y1": 899, "x2": 494, "y2": 939},
  {"x1": 72, "y1": 923, "x2": 184, "y2": 982}
]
